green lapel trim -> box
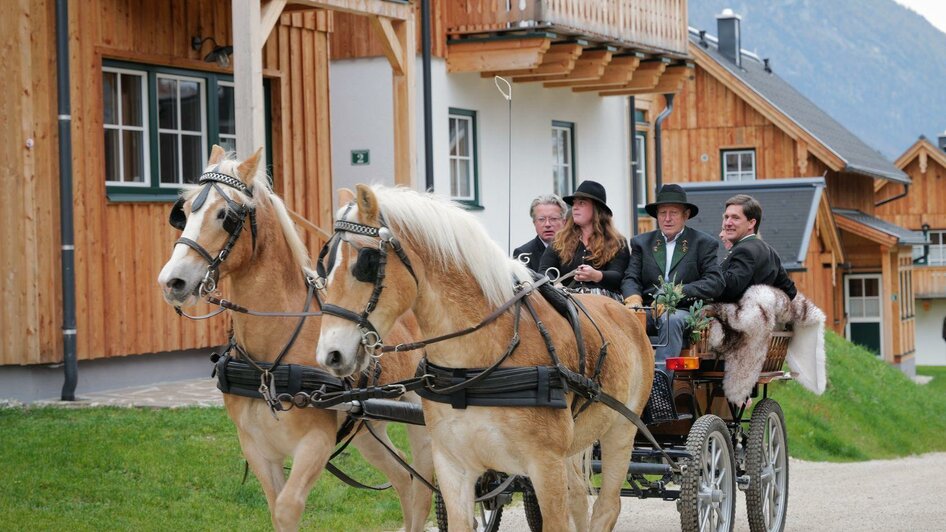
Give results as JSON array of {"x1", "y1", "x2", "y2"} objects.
[
  {"x1": 668, "y1": 227, "x2": 690, "y2": 274},
  {"x1": 652, "y1": 235, "x2": 666, "y2": 272}
]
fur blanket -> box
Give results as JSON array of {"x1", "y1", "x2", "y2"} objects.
[{"x1": 707, "y1": 285, "x2": 827, "y2": 404}]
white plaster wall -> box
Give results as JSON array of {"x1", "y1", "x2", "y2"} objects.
[
  {"x1": 915, "y1": 299, "x2": 946, "y2": 366},
  {"x1": 330, "y1": 56, "x2": 631, "y2": 253}
]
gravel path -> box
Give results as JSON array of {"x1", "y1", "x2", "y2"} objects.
[{"x1": 495, "y1": 452, "x2": 946, "y2": 531}]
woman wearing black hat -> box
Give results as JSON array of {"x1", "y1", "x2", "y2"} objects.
[{"x1": 538, "y1": 180, "x2": 629, "y2": 300}]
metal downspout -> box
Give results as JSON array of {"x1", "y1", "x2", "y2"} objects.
[
  {"x1": 875, "y1": 183, "x2": 909, "y2": 207},
  {"x1": 421, "y1": 0, "x2": 433, "y2": 191},
  {"x1": 56, "y1": 0, "x2": 78, "y2": 400},
  {"x1": 653, "y1": 93, "x2": 675, "y2": 194},
  {"x1": 629, "y1": 96, "x2": 638, "y2": 236}
]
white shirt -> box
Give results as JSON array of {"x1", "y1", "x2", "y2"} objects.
[{"x1": 662, "y1": 231, "x2": 681, "y2": 279}]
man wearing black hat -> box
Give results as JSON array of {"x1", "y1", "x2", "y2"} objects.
[{"x1": 621, "y1": 184, "x2": 724, "y2": 364}]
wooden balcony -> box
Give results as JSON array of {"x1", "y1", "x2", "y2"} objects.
[
  {"x1": 914, "y1": 265, "x2": 946, "y2": 299},
  {"x1": 446, "y1": 0, "x2": 689, "y2": 56}
]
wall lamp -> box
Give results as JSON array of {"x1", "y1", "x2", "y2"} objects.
[{"x1": 191, "y1": 35, "x2": 233, "y2": 68}]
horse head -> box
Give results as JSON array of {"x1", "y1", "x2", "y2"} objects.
[
  {"x1": 315, "y1": 185, "x2": 420, "y2": 376},
  {"x1": 157, "y1": 145, "x2": 265, "y2": 307}
]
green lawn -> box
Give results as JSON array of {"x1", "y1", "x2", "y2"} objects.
[
  {"x1": 3, "y1": 331, "x2": 946, "y2": 528},
  {"x1": 0, "y1": 407, "x2": 413, "y2": 531}
]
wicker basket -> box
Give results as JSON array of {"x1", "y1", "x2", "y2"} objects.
[{"x1": 762, "y1": 330, "x2": 793, "y2": 372}]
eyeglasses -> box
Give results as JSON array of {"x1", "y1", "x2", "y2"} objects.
[{"x1": 535, "y1": 216, "x2": 564, "y2": 224}]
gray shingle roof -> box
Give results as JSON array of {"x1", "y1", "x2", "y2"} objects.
[
  {"x1": 832, "y1": 209, "x2": 928, "y2": 245},
  {"x1": 679, "y1": 178, "x2": 825, "y2": 271},
  {"x1": 690, "y1": 29, "x2": 909, "y2": 184}
]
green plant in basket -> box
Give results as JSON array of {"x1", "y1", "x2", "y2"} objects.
[{"x1": 684, "y1": 299, "x2": 712, "y2": 344}]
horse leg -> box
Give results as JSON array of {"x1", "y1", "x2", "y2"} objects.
[
  {"x1": 272, "y1": 428, "x2": 335, "y2": 532},
  {"x1": 350, "y1": 422, "x2": 419, "y2": 531},
  {"x1": 234, "y1": 428, "x2": 288, "y2": 524},
  {"x1": 566, "y1": 452, "x2": 591, "y2": 532},
  {"x1": 404, "y1": 420, "x2": 434, "y2": 532},
  {"x1": 431, "y1": 445, "x2": 478, "y2": 532},
  {"x1": 527, "y1": 457, "x2": 570, "y2": 532},
  {"x1": 589, "y1": 421, "x2": 636, "y2": 531}
]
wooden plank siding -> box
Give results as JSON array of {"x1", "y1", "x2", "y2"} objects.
[
  {"x1": 1, "y1": 1, "x2": 333, "y2": 365},
  {"x1": 330, "y1": 1, "x2": 446, "y2": 60}
]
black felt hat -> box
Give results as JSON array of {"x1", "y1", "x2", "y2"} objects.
[
  {"x1": 644, "y1": 184, "x2": 699, "y2": 218},
  {"x1": 563, "y1": 180, "x2": 612, "y2": 216}
]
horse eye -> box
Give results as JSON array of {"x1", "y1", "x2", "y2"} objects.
[{"x1": 216, "y1": 209, "x2": 226, "y2": 220}]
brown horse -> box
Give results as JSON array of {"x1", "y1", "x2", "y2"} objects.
[
  {"x1": 315, "y1": 184, "x2": 654, "y2": 531},
  {"x1": 157, "y1": 147, "x2": 432, "y2": 532}
]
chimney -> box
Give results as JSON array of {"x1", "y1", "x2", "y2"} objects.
[
  {"x1": 939, "y1": 130, "x2": 946, "y2": 152},
  {"x1": 716, "y1": 8, "x2": 742, "y2": 67}
]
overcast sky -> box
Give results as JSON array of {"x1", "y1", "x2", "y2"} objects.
[{"x1": 895, "y1": 0, "x2": 946, "y2": 33}]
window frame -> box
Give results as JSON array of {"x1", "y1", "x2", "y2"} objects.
[
  {"x1": 448, "y1": 107, "x2": 481, "y2": 208},
  {"x1": 720, "y1": 148, "x2": 757, "y2": 182},
  {"x1": 103, "y1": 59, "x2": 240, "y2": 202},
  {"x1": 633, "y1": 131, "x2": 647, "y2": 209},
  {"x1": 551, "y1": 120, "x2": 576, "y2": 197},
  {"x1": 102, "y1": 66, "x2": 151, "y2": 188}
]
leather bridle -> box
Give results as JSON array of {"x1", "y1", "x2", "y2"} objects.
[
  {"x1": 316, "y1": 208, "x2": 418, "y2": 356},
  {"x1": 169, "y1": 170, "x2": 258, "y2": 297}
]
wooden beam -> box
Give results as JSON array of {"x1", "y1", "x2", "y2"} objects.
[
  {"x1": 260, "y1": 0, "x2": 288, "y2": 43},
  {"x1": 835, "y1": 215, "x2": 898, "y2": 247},
  {"x1": 447, "y1": 38, "x2": 550, "y2": 73},
  {"x1": 285, "y1": 0, "x2": 410, "y2": 19},
  {"x1": 544, "y1": 54, "x2": 640, "y2": 89},
  {"x1": 576, "y1": 60, "x2": 666, "y2": 93},
  {"x1": 481, "y1": 43, "x2": 583, "y2": 79},
  {"x1": 796, "y1": 140, "x2": 809, "y2": 175},
  {"x1": 598, "y1": 63, "x2": 691, "y2": 96},
  {"x1": 392, "y1": 18, "x2": 416, "y2": 186},
  {"x1": 369, "y1": 15, "x2": 404, "y2": 75},
  {"x1": 517, "y1": 49, "x2": 612, "y2": 83},
  {"x1": 233, "y1": 0, "x2": 267, "y2": 161}
]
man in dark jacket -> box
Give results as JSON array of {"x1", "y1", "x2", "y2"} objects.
[
  {"x1": 717, "y1": 194, "x2": 797, "y2": 303},
  {"x1": 512, "y1": 194, "x2": 567, "y2": 272},
  {"x1": 622, "y1": 184, "x2": 724, "y2": 363}
]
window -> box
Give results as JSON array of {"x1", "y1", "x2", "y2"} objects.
[
  {"x1": 448, "y1": 108, "x2": 479, "y2": 206},
  {"x1": 103, "y1": 60, "x2": 245, "y2": 201},
  {"x1": 632, "y1": 131, "x2": 647, "y2": 208},
  {"x1": 552, "y1": 121, "x2": 575, "y2": 197},
  {"x1": 721, "y1": 149, "x2": 756, "y2": 182},
  {"x1": 924, "y1": 230, "x2": 946, "y2": 265}
]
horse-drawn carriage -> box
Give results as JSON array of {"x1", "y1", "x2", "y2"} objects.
[
  {"x1": 161, "y1": 150, "x2": 809, "y2": 532},
  {"x1": 431, "y1": 318, "x2": 793, "y2": 532}
]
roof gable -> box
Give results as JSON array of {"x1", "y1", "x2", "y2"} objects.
[
  {"x1": 895, "y1": 137, "x2": 946, "y2": 172},
  {"x1": 689, "y1": 29, "x2": 909, "y2": 185}
]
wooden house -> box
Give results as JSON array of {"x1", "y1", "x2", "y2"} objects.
[
  {"x1": 0, "y1": 0, "x2": 416, "y2": 398},
  {"x1": 876, "y1": 136, "x2": 946, "y2": 365},
  {"x1": 640, "y1": 11, "x2": 922, "y2": 373},
  {"x1": 328, "y1": 0, "x2": 692, "y2": 249}
]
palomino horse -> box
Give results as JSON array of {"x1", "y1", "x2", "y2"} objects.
[
  {"x1": 316, "y1": 184, "x2": 654, "y2": 531},
  {"x1": 157, "y1": 147, "x2": 432, "y2": 532}
]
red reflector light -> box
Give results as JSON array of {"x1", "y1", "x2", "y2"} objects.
[{"x1": 666, "y1": 357, "x2": 700, "y2": 371}]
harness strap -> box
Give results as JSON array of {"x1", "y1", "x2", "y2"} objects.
[
  {"x1": 175, "y1": 237, "x2": 215, "y2": 264},
  {"x1": 383, "y1": 277, "x2": 550, "y2": 353},
  {"x1": 363, "y1": 421, "x2": 439, "y2": 494}
]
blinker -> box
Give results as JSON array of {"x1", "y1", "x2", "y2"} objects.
[
  {"x1": 353, "y1": 248, "x2": 381, "y2": 282},
  {"x1": 169, "y1": 198, "x2": 187, "y2": 230}
]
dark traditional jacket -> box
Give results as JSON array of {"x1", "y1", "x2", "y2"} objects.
[
  {"x1": 717, "y1": 234, "x2": 797, "y2": 303},
  {"x1": 621, "y1": 226, "x2": 724, "y2": 305},
  {"x1": 538, "y1": 239, "x2": 630, "y2": 294},
  {"x1": 512, "y1": 236, "x2": 548, "y2": 273}
]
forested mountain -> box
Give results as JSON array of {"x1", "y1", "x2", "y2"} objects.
[{"x1": 689, "y1": 0, "x2": 946, "y2": 159}]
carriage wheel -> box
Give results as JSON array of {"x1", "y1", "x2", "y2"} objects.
[
  {"x1": 745, "y1": 399, "x2": 789, "y2": 532},
  {"x1": 521, "y1": 478, "x2": 543, "y2": 532},
  {"x1": 678, "y1": 415, "x2": 736, "y2": 532},
  {"x1": 434, "y1": 472, "x2": 505, "y2": 532}
]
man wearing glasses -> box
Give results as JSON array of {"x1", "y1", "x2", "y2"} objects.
[{"x1": 513, "y1": 194, "x2": 567, "y2": 272}]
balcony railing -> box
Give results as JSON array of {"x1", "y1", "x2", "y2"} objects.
[
  {"x1": 913, "y1": 265, "x2": 946, "y2": 299},
  {"x1": 446, "y1": 0, "x2": 689, "y2": 56}
]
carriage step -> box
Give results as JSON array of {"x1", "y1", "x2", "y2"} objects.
[{"x1": 591, "y1": 460, "x2": 675, "y2": 476}]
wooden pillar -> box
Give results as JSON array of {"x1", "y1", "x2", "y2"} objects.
[
  {"x1": 392, "y1": 18, "x2": 416, "y2": 187},
  {"x1": 233, "y1": 0, "x2": 267, "y2": 162}
]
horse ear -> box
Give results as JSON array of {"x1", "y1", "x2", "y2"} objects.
[
  {"x1": 208, "y1": 144, "x2": 226, "y2": 166},
  {"x1": 337, "y1": 187, "x2": 355, "y2": 205},
  {"x1": 355, "y1": 184, "x2": 379, "y2": 223},
  {"x1": 236, "y1": 147, "x2": 264, "y2": 186}
]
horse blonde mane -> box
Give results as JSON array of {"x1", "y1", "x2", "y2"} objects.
[
  {"x1": 359, "y1": 185, "x2": 531, "y2": 307},
  {"x1": 181, "y1": 154, "x2": 313, "y2": 274}
]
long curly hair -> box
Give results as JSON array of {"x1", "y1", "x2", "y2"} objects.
[{"x1": 552, "y1": 202, "x2": 626, "y2": 267}]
